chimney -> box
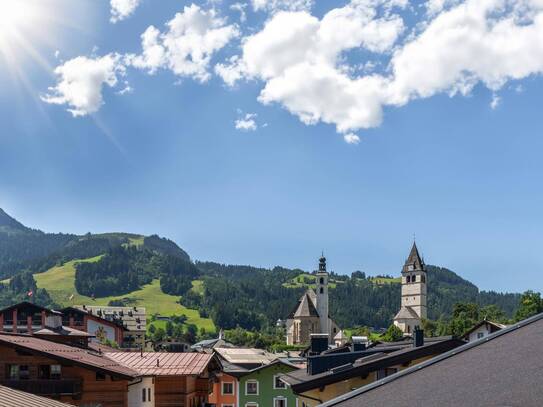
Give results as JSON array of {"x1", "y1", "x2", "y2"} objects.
[
  {"x1": 310, "y1": 334, "x2": 329, "y2": 355},
  {"x1": 414, "y1": 328, "x2": 424, "y2": 347},
  {"x1": 352, "y1": 336, "x2": 367, "y2": 352}
]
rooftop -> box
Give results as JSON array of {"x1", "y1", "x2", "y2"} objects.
[
  {"x1": 0, "y1": 385, "x2": 74, "y2": 407},
  {"x1": 106, "y1": 352, "x2": 215, "y2": 376},
  {"x1": 321, "y1": 312, "x2": 543, "y2": 406},
  {"x1": 0, "y1": 332, "x2": 137, "y2": 379}
]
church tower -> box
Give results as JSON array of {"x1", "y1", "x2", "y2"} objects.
[
  {"x1": 394, "y1": 242, "x2": 428, "y2": 334},
  {"x1": 316, "y1": 253, "x2": 330, "y2": 339}
]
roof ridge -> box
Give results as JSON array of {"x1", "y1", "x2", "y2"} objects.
[{"x1": 320, "y1": 311, "x2": 543, "y2": 406}]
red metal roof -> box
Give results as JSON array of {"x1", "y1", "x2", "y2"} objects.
[
  {"x1": 0, "y1": 385, "x2": 73, "y2": 407},
  {"x1": 106, "y1": 352, "x2": 214, "y2": 376},
  {"x1": 0, "y1": 333, "x2": 137, "y2": 379}
]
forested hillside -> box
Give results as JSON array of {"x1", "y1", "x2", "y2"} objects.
[{"x1": 0, "y1": 208, "x2": 522, "y2": 331}]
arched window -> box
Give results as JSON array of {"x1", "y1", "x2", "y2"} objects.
[
  {"x1": 319, "y1": 277, "x2": 324, "y2": 285},
  {"x1": 320, "y1": 287, "x2": 324, "y2": 294},
  {"x1": 412, "y1": 275, "x2": 416, "y2": 283},
  {"x1": 421, "y1": 275, "x2": 426, "y2": 283},
  {"x1": 406, "y1": 276, "x2": 411, "y2": 283}
]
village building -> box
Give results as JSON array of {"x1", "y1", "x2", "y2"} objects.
[
  {"x1": 0, "y1": 302, "x2": 62, "y2": 334},
  {"x1": 461, "y1": 319, "x2": 507, "y2": 342},
  {"x1": 61, "y1": 306, "x2": 126, "y2": 346},
  {"x1": 281, "y1": 332, "x2": 464, "y2": 406},
  {"x1": 237, "y1": 359, "x2": 303, "y2": 407},
  {"x1": 0, "y1": 332, "x2": 138, "y2": 406},
  {"x1": 319, "y1": 311, "x2": 543, "y2": 407},
  {"x1": 74, "y1": 305, "x2": 146, "y2": 349},
  {"x1": 106, "y1": 351, "x2": 221, "y2": 407},
  {"x1": 286, "y1": 255, "x2": 340, "y2": 345},
  {"x1": 393, "y1": 243, "x2": 427, "y2": 335}
]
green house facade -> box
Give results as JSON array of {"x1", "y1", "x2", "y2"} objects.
[{"x1": 238, "y1": 360, "x2": 300, "y2": 407}]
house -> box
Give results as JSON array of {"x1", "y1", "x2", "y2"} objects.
[
  {"x1": 208, "y1": 359, "x2": 249, "y2": 407},
  {"x1": 286, "y1": 255, "x2": 340, "y2": 345},
  {"x1": 281, "y1": 332, "x2": 464, "y2": 406},
  {"x1": 461, "y1": 319, "x2": 507, "y2": 342},
  {"x1": 393, "y1": 243, "x2": 427, "y2": 335},
  {"x1": 319, "y1": 312, "x2": 543, "y2": 407},
  {"x1": 191, "y1": 330, "x2": 234, "y2": 353},
  {"x1": 74, "y1": 305, "x2": 146, "y2": 349},
  {"x1": 238, "y1": 359, "x2": 303, "y2": 407},
  {"x1": 61, "y1": 306, "x2": 126, "y2": 347},
  {"x1": 0, "y1": 302, "x2": 63, "y2": 334},
  {"x1": 0, "y1": 384, "x2": 75, "y2": 406},
  {"x1": 0, "y1": 332, "x2": 137, "y2": 406},
  {"x1": 106, "y1": 351, "x2": 221, "y2": 407}
]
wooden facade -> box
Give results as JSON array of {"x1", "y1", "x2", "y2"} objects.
[{"x1": 0, "y1": 345, "x2": 130, "y2": 407}]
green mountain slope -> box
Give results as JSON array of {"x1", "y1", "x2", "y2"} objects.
[{"x1": 0, "y1": 208, "x2": 522, "y2": 332}]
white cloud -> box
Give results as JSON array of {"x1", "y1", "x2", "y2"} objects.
[
  {"x1": 42, "y1": 54, "x2": 125, "y2": 117},
  {"x1": 131, "y1": 4, "x2": 239, "y2": 82},
  {"x1": 225, "y1": 1, "x2": 405, "y2": 133},
  {"x1": 110, "y1": 0, "x2": 141, "y2": 23},
  {"x1": 218, "y1": 0, "x2": 543, "y2": 135},
  {"x1": 343, "y1": 133, "x2": 361, "y2": 144},
  {"x1": 252, "y1": 0, "x2": 313, "y2": 13},
  {"x1": 235, "y1": 113, "x2": 258, "y2": 131}
]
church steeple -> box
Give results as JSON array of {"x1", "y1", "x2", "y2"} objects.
[
  {"x1": 319, "y1": 252, "x2": 327, "y2": 272},
  {"x1": 403, "y1": 241, "x2": 425, "y2": 273}
]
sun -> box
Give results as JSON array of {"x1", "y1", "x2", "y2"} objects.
[{"x1": 0, "y1": 0, "x2": 65, "y2": 68}]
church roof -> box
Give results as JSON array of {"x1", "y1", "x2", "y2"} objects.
[
  {"x1": 334, "y1": 330, "x2": 347, "y2": 340},
  {"x1": 402, "y1": 242, "x2": 425, "y2": 273},
  {"x1": 293, "y1": 293, "x2": 320, "y2": 318},
  {"x1": 393, "y1": 306, "x2": 420, "y2": 320}
]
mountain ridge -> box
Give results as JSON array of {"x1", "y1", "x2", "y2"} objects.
[{"x1": 0, "y1": 208, "x2": 521, "y2": 330}]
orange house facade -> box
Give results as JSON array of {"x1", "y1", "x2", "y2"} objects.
[{"x1": 209, "y1": 372, "x2": 238, "y2": 407}]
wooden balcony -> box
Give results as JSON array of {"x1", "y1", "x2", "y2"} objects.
[{"x1": 0, "y1": 379, "x2": 82, "y2": 396}]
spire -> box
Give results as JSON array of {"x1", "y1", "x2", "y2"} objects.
[
  {"x1": 403, "y1": 241, "x2": 425, "y2": 272},
  {"x1": 318, "y1": 252, "x2": 327, "y2": 272}
]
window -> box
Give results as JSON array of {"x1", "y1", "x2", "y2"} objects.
[
  {"x1": 246, "y1": 380, "x2": 259, "y2": 395},
  {"x1": 222, "y1": 382, "x2": 234, "y2": 395},
  {"x1": 148, "y1": 388, "x2": 151, "y2": 402},
  {"x1": 19, "y1": 365, "x2": 29, "y2": 380},
  {"x1": 38, "y1": 365, "x2": 50, "y2": 379},
  {"x1": 222, "y1": 405, "x2": 235, "y2": 407},
  {"x1": 274, "y1": 375, "x2": 286, "y2": 389},
  {"x1": 96, "y1": 372, "x2": 106, "y2": 381},
  {"x1": 319, "y1": 287, "x2": 323, "y2": 294},
  {"x1": 7, "y1": 365, "x2": 19, "y2": 380},
  {"x1": 421, "y1": 275, "x2": 426, "y2": 283},
  {"x1": 319, "y1": 277, "x2": 324, "y2": 285},
  {"x1": 477, "y1": 332, "x2": 484, "y2": 339},
  {"x1": 142, "y1": 388, "x2": 146, "y2": 402},
  {"x1": 406, "y1": 275, "x2": 410, "y2": 283},
  {"x1": 274, "y1": 397, "x2": 287, "y2": 407},
  {"x1": 411, "y1": 275, "x2": 416, "y2": 282},
  {"x1": 51, "y1": 365, "x2": 61, "y2": 380},
  {"x1": 245, "y1": 404, "x2": 258, "y2": 407}
]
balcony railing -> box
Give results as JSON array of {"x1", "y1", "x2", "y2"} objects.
[{"x1": 0, "y1": 379, "x2": 82, "y2": 396}]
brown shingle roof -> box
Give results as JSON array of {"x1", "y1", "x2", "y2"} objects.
[
  {"x1": 106, "y1": 352, "x2": 214, "y2": 376},
  {"x1": 0, "y1": 385, "x2": 73, "y2": 407},
  {"x1": 0, "y1": 333, "x2": 137, "y2": 379}
]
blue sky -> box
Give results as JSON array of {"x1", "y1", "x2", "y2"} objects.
[{"x1": 1, "y1": 0, "x2": 543, "y2": 293}]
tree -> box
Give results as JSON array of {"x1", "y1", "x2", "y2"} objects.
[
  {"x1": 515, "y1": 291, "x2": 543, "y2": 322},
  {"x1": 382, "y1": 324, "x2": 403, "y2": 342},
  {"x1": 166, "y1": 321, "x2": 174, "y2": 337}
]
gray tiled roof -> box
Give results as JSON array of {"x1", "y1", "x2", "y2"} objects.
[
  {"x1": 393, "y1": 306, "x2": 419, "y2": 320},
  {"x1": 321, "y1": 312, "x2": 543, "y2": 407}
]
